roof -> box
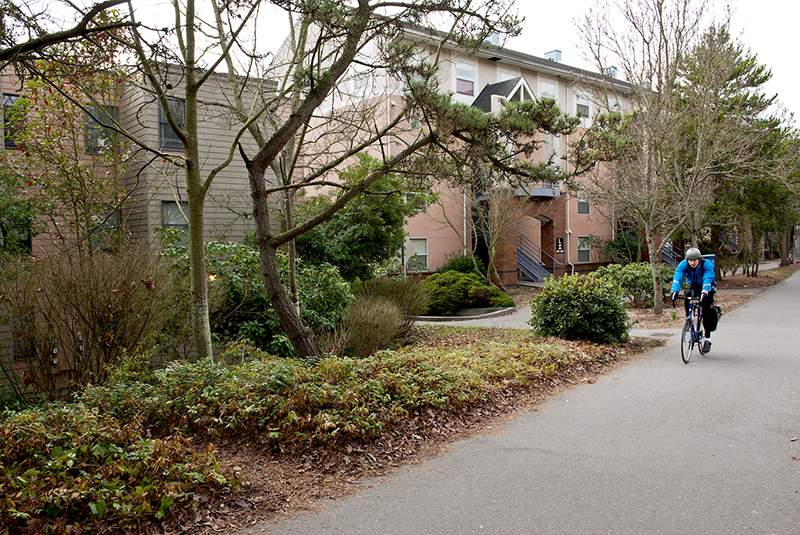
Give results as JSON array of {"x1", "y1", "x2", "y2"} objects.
[
  {"x1": 472, "y1": 77, "x2": 522, "y2": 112},
  {"x1": 401, "y1": 24, "x2": 632, "y2": 94},
  {"x1": 471, "y1": 76, "x2": 540, "y2": 112}
]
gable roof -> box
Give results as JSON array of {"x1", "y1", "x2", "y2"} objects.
[{"x1": 471, "y1": 76, "x2": 537, "y2": 112}]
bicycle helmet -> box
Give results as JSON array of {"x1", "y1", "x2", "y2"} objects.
[{"x1": 685, "y1": 248, "x2": 702, "y2": 260}]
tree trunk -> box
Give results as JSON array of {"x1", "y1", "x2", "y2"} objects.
[
  {"x1": 187, "y1": 192, "x2": 213, "y2": 361},
  {"x1": 249, "y1": 165, "x2": 319, "y2": 359},
  {"x1": 260, "y1": 240, "x2": 318, "y2": 358},
  {"x1": 779, "y1": 227, "x2": 790, "y2": 267},
  {"x1": 711, "y1": 226, "x2": 721, "y2": 281},
  {"x1": 646, "y1": 230, "x2": 664, "y2": 316},
  {"x1": 185, "y1": 46, "x2": 214, "y2": 362}
]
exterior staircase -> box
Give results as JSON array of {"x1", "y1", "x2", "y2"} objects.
[{"x1": 517, "y1": 234, "x2": 561, "y2": 283}]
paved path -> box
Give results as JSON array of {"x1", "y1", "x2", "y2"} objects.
[{"x1": 238, "y1": 268, "x2": 800, "y2": 534}]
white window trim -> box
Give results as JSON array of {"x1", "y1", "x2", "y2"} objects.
[
  {"x1": 577, "y1": 236, "x2": 591, "y2": 263},
  {"x1": 453, "y1": 61, "x2": 476, "y2": 104},
  {"x1": 406, "y1": 237, "x2": 429, "y2": 272}
]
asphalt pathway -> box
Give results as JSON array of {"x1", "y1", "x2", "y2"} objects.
[{"x1": 239, "y1": 270, "x2": 800, "y2": 534}]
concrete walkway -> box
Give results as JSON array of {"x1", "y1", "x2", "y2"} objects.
[{"x1": 238, "y1": 262, "x2": 800, "y2": 535}]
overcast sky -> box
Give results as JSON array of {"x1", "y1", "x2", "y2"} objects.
[
  {"x1": 134, "y1": 0, "x2": 798, "y2": 120},
  {"x1": 505, "y1": 0, "x2": 799, "y2": 119}
]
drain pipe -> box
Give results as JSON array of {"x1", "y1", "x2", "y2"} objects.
[
  {"x1": 564, "y1": 83, "x2": 575, "y2": 276},
  {"x1": 464, "y1": 185, "x2": 468, "y2": 256}
]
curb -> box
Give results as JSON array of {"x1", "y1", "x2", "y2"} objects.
[{"x1": 415, "y1": 307, "x2": 518, "y2": 322}]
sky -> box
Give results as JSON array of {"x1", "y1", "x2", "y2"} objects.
[
  {"x1": 131, "y1": 0, "x2": 800, "y2": 120},
  {"x1": 504, "y1": 0, "x2": 800, "y2": 119}
]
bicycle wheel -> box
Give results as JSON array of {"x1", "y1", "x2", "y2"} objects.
[{"x1": 681, "y1": 319, "x2": 694, "y2": 364}]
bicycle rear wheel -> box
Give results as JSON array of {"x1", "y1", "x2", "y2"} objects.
[{"x1": 681, "y1": 319, "x2": 694, "y2": 364}]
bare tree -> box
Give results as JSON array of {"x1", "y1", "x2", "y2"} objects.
[
  {"x1": 0, "y1": 0, "x2": 136, "y2": 64},
  {"x1": 576, "y1": 0, "x2": 779, "y2": 314}
]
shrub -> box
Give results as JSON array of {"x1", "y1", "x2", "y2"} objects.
[
  {"x1": 0, "y1": 245, "x2": 190, "y2": 400},
  {"x1": 592, "y1": 262, "x2": 674, "y2": 307},
  {"x1": 528, "y1": 274, "x2": 629, "y2": 343},
  {"x1": 437, "y1": 254, "x2": 486, "y2": 276},
  {"x1": 422, "y1": 271, "x2": 514, "y2": 315},
  {"x1": 352, "y1": 276, "x2": 429, "y2": 335},
  {"x1": 162, "y1": 239, "x2": 354, "y2": 356},
  {"x1": 341, "y1": 295, "x2": 405, "y2": 358}
]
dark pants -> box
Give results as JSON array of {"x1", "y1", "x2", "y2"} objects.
[{"x1": 684, "y1": 285, "x2": 715, "y2": 337}]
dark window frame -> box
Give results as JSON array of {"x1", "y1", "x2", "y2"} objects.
[
  {"x1": 159, "y1": 98, "x2": 185, "y2": 152},
  {"x1": 4, "y1": 94, "x2": 23, "y2": 149}
]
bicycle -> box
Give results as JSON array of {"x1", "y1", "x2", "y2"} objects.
[{"x1": 675, "y1": 295, "x2": 707, "y2": 364}]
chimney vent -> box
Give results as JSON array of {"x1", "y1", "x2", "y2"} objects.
[{"x1": 544, "y1": 49, "x2": 562, "y2": 62}]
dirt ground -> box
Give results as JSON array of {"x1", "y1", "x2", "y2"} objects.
[{"x1": 172, "y1": 263, "x2": 800, "y2": 535}]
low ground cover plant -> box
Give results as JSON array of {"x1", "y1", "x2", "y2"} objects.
[
  {"x1": 422, "y1": 271, "x2": 514, "y2": 315},
  {"x1": 528, "y1": 274, "x2": 630, "y2": 343},
  {"x1": 0, "y1": 403, "x2": 231, "y2": 534},
  {"x1": 79, "y1": 338, "x2": 608, "y2": 448},
  {"x1": 2, "y1": 330, "x2": 648, "y2": 534}
]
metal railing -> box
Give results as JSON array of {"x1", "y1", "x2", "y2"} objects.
[
  {"x1": 661, "y1": 241, "x2": 682, "y2": 267},
  {"x1": 517, "y1": 234, "x2": 561, "y2": 282}
]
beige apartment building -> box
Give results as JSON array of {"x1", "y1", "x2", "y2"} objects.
[{"x1": 385, "y1": 27, "x2": 633, "y2": 285}]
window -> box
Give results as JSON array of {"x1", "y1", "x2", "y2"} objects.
[
  {"x1": 578, "y1": 236, "x2": 591, "y2": 263},
  {"x1": 576, "y1": 103, "x2": 590, "y2": 118},
  {"x1": 406, "y1": 192, "x2": 427, "y2": 212},
  {"x1": 90, "y1": 206, "x2": 118, "y2": 251},
  {"x1": 4, "y1": 94, "x2": 22, "y2": 149},
  {"x1": 352, "y1": 69, "x2": 372, "y2": 97},
  {"x1": 159, "y1": 98, "x2": 185, "y2": 152},
  {"x1": 540, "y1": 81, "x2": 556, "y2": 102},
  {"x1": 162, "y1": 200, "x2": 189, "y2": 235},
  {"x1": 455, "y1": 62, "x2": 475, "y2": 101},
  {"x1": 577, "y1": 190, "x2": 590, "y2": 215},
  {"x1": 406, "y1": 238, "x2": 428, "y2": 271},
  {"x1": 85, "y1": 104, "x2": 118, "y2": 154},
  {"x1": 408, "y1": 112, "x2": 421, "y2": 130}
]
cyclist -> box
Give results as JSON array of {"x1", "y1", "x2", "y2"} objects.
[{"x1": 670, "y1": 248, "x2": 716, "y2": 353}]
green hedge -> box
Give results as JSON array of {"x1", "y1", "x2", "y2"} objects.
[
  {"x1": 591, "y1": 262, "x2": 674, "y2": 307},
  {"x1": 421, "y1": 271, "x2": 514, "y2": 315},
  {"x1": 528, "y1": 274, "x2": 629, "y2": 343}
]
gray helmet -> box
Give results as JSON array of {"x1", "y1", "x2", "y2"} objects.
[{"x1": 685, "y1": 248, "x2": 702, "y2": 260}]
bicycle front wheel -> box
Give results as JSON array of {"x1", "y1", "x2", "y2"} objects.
[{"x1": 681, "y1": 319, "x2": 694, "y2": 364}]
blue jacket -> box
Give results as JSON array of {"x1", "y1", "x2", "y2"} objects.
[{"x1": 670, "y1": 258, "x2": 716, "y2": 293}]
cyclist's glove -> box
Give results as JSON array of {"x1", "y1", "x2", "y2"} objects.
[
  {"x1": 700, "y1": 292, "x2": 708, "y2": 305},
  {"x1": 670, "y1": 291, "x2": 677, "y2": 305}
]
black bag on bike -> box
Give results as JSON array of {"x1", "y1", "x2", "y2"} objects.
[{"x1": 706, "y1": 305, "x2": 721, "y2": 332}]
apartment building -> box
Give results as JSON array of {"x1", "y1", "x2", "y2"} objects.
[
  {"x1": 1, "y1": 67, "x2": 268, "y2": 254},
  {"x1": 384, "y1": 28, "x2": 632, "y2": 285},
  {"x1": 0, "y1": 66, "x2": 275, "y2": 388}
]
